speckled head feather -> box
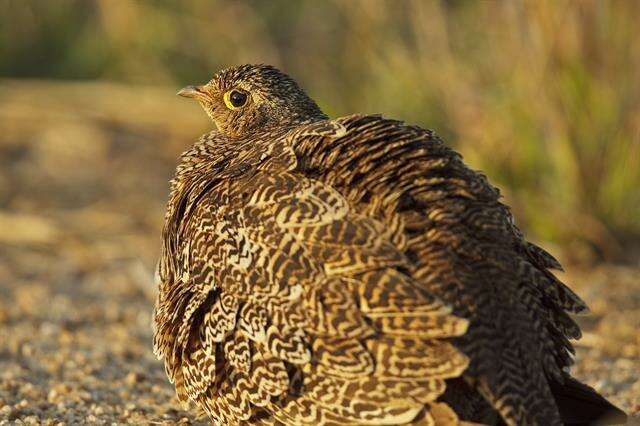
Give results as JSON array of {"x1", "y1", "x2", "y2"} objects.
[
  {"x1": 179, "y1": 64, "x2": 327, "y2": 137},
  {"x1": 157, "y1": 64, "x2": 627, "y2": 425}
]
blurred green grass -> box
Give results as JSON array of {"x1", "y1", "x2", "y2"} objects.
[{"x1": 1, "y1": 0, "x2": 639, "y2": 261}]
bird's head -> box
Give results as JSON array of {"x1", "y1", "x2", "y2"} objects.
[{"x1": 178, "y1": 64, "x2": 327, "y2": 138}]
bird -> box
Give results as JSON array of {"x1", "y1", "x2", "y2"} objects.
[{"x1": 153, "y1": 64, "x2": 627, "y2": 425}]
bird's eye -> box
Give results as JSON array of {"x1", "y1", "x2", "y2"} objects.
[{"x1": 224, "y1": 89, "x2": 248, "y2": 109}]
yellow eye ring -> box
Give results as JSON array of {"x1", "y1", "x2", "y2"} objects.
[{"x1": 224, "y1": 89, "x2": 248, "y2": 110}]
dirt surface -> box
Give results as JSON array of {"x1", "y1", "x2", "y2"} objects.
[{"x1": 0, "y1": 81, "x2": 638, "y2": 424}]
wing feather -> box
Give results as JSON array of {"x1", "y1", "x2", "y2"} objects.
[
  {"x1": 290, "y1": 114, "x2": 595, "y2": 425},
  {"x1": 155, "y1": 119, "x2": 472, "y2": 424}
]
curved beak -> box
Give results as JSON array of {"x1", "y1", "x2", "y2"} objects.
[{"x1": 177, "y1": 85, "x2": 208, "y2": 101}]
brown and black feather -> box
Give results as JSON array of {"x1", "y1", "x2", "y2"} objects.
[{"x1": 153, "y1": 64, "x2": 626, "y2": 426}]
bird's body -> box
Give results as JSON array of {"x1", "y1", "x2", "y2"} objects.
[{"x1": 154, "y1": 64, "x2": 626, "y2": 425}]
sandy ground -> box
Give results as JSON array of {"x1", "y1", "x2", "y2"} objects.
[{"x1": 0, "y1": 81, "x2": 638, "y2": 424}]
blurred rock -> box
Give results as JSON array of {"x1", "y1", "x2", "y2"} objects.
[
  {"x1": 0, "y1": 211, "x2": 60, "y2": 245},
  {"x1": 32, "y1": 122, "x2": 110, "y2": 186}
]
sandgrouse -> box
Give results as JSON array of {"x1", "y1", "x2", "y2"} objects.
[{"x1": 153, "y1": 64, "x2": 626, "y2": 425}]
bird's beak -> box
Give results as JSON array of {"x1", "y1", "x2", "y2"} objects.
[{"x1": 177, "y1": 85, "x2": 208, "y2": 101}]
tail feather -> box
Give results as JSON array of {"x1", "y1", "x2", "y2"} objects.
[{"x1": 550, "y1": 376, "x2": 627, "y2": 425}]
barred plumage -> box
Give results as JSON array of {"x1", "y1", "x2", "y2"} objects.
[{"x1": 153, "y1": 64, "x2": 626, "y2": 425}]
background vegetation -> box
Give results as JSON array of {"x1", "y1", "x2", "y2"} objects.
[{"x1": 1, "y1": 0, "x2": 639, "y2": 260}]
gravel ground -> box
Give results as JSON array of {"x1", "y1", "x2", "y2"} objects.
[{"x1": 0, "y1": 80, "x2": 638, "y2": 424}]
